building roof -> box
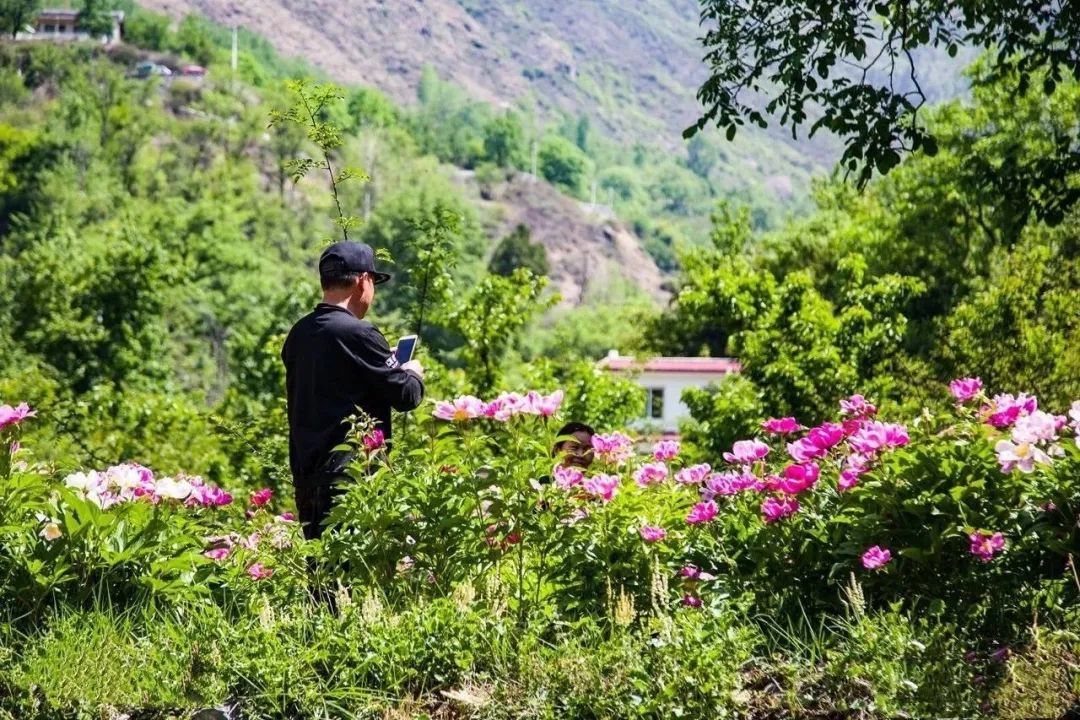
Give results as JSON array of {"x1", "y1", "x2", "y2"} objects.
[
  {"x1": 599, "y1": 355, "x2": 741, "y2": 374},
  {"x1": 38, "y1": 9, "x2": 124, "y2": 21}
]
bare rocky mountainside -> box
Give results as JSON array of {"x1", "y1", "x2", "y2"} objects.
[{"x1": 141, "y1": 0, "x2": 717, "y2": 149}]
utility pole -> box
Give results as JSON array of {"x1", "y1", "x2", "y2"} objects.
[
  {"x1": 231, "y1": 26, "x2": 238, "y2": 74},
  {"x1": 363, "y1": 136, "x2": 375, "y2": 220}
]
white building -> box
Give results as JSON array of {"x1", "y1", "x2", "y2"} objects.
[
  {"x1": 600, "y1": 351, "x2": 741, "y2": 436},
  {"x1": 16, "y1": 9, "x2": 125, "y2": 46}
]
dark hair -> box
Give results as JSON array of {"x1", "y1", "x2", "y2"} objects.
[
  {"x1": 557, "y1": 421, "x2": 596, "y2": 439},
  {"x1": 319, "y1": 257, "x2": 361, "y2": 291}
]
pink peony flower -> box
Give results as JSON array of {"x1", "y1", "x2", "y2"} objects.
[
  {"x1": 433, "y1": 395, "x2": 485, "y2": 422},
  {"x1": 861, "y1": 545, "x2": 892, "y2": 570},
  {"x1": 702, "y1": 470, "x2": 757, "y2": 499},
  {"x1": 246, "y1": 563, "x2": 273, "y2": 580},
  {"x1": 275, "y1": 512, "x2": 295, "y2": 522},
  {"x1": 848, "y1": 421, "x2": 909, "y2": 456},
  {"x1": 762, "y1": 417, "x2": 802, "y2": 434},
  {"x1": 1010, "y1": 410, "x2": 1059, "y2": 445},
  {"x1": 590, "y1": 432, "x2": 635, "y2": 465},
  {"x1": 723, "y1": 439, "x2": 770, "y2": 465},
  {"x1": 776, "y1": 462, "x2": 820, "y2": 494},
  {"x1": 994, "y1": 439, "x2": 1052, "y2": 473},
  {"x1": 787, "y1": 436, "x2": 828, "y2": 463},
  {"x1": 652, "y1": 439, "x2": 680, "y2": 462},
  {"x1": 969, "y1": 531, "x2": 1005, "y2": 562},
  {"x1": 681, "y1": 595, "x2": 703, "y2": 608},
  {"x1": 639, "y1": 525, "x2": 667, "y2": 542},
  {"x1": 840, "y1": 394, "x2": 877, "y2": 417},
  {"x1": 680, "y1": 565, "x2": 701, "y2": 579},
  {"x1": 204, "y1": 547, "x2": 231, "y2": 561},
  {"x1": 362, "y1": 429, "x2": 385, "y2": 451},
  {"x1": 250, "y1": 488, "x2": 272, "y2": 507},
  {"x1": 949, "y1": 377, "x2": 983, "y2": 402},
  {"x1": 0, "y1": 402, "x2": 36, "y2": 431},
  {"x1": 675, "y1": 463, "x2": 712, "y2": 485},
  {"x1": 761, "y1": 496, "x2": 800, "y2": 523},
  {"x1": 633, "y1": 462, "x2": 669, "y2": 487},
  {"x1": 483, "y1": 393, "x2": 520, "y2": 421},
  {"x1": 838, "y1": 453, "x2": 872, "y2": 492},
  {"x1": 583, "y1": 473, "x2": 620, "y2": 502},
  {"x1": 686, "y1": 500, "x2": 718, "y2": 525},
  {"x1": 534, "y1": 390, "x2": 564, "y2": 417},
  {"x1": 553, "y1": 464, "x2": 584, "y2": 490},
  {"x1": 807, "y1": 422, "x2": 845, "y2": 450}
]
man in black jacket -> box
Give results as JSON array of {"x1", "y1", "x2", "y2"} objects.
[{"x1": 282, "y1": 241, "x2": 425, "y2": 540}]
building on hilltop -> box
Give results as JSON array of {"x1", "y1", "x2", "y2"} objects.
[
  {"x1": 599, "y1": 350, "x2": 741, "y2": 436},
  {"x1": 15, "y1": 8, "x2": 125, "y2": 46}
]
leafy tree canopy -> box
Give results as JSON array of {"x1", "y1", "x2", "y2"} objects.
[{"x1": 687, "y1": 0, "x2": 1080, "y2": 223}]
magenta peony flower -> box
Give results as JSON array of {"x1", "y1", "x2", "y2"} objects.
[
  {"x1": 681, "y1": 594, "x2": 703, "y2": 608},
  {"x1": 787, "y1": 437, "x2": 828, "y2": 463},
  {"x1": 838, "y1": 454, "x2": 871, "y2": 492},
  {"x1": 246, "y1": 563, "x2": 273, "y2": 580},
  {"x1": 675, "y1": 463, "x2": 712, "y2": 485},
  {"x1": 762, "y1": 416, "x2": 802, "y2": 434},
  {"x1": 840, "y1": 394, "x2": 877, "y2": 417},
  {"x1": 686, "y1": 500, "x2": 718, "y2": 525},
  {"x1": 275, "y1": 512, "x2": 295, "y2": 522},
  {"x1": 808, "y1": 422, "x2": 845, "y2": 449},
  {"x1": 776, "y1": 462, "x2": 820, "y2": 494},
  {"x1": 204, "y1": 547, "x2": 231, "y2": 561},
  {"x1": 583, "y1": 473, "x2": 620, "y2": 502},
  {"x1": 949, "y1": 377, "x2": 983, "y2": 402},
  {"x1": 0, "y1": 402, "x2": 36, "y2": 431},
  {"x1": 984, "y1": 393, "x2": 1038, "y2": 428},
  {"x1": 633, "y1": 462, "x2": 669, "y2": 487},
  {"x1": 639, "y1": 525, "x2": 667, "y2": 542},
  {"x1": 723, "y1": 439, "x2": 770, "y2": 465},
  {"x1": 433, "y1": 395, "x2": 485, "y2": 422},
  {"x1": 250, "y1": 488, "x2": 272, "y2": 507},
  {"x1": 969, "y1": 531, "x2": 1006, "y2": 562},
  {"x1": 680, "y1": 565, "x2": 701, "y2": 579},
  {"x1": 761, "y1": 496, "x2": 799, "y2": 523},
  {"x1": 861, "y1": 545, "x2": 892, "y2": 570},
  {"x1": 652, "y1": 439, "x2": 680, "y2": 462},
  {"x1": 553, "y1": 464, "x2": 584, "y2": 490},
  {"x1": 362, "y1": 428, "x2": 385, "y2": 451}
]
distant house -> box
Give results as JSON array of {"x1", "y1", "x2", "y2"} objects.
[
  {"x1": 16, "y1": 8, "x2": 125, "y2": 45},
  {"x1": 599, "y1": 351, "x2": 741, "y2": 436}
]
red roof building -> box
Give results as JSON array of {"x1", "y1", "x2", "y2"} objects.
[{"x1": 599, "y1": 351, "x2": 741, "y2": 435}]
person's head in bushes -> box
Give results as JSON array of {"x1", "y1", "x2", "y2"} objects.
[{"x1": 552, "y1": 421, "x2": 596, "y2": 469}]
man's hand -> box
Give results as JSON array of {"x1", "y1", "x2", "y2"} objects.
[{"x1": 402, "y1": 359, "x2": 424, "y2": 378}]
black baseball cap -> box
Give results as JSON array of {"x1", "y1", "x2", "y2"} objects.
[{"x1": 319, "y1": 241, "x2": 391, "y2": 285}]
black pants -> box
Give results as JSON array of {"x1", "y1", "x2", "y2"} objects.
[{"x1": 294, "y1": 473, "x2": 347, "y2": 541}]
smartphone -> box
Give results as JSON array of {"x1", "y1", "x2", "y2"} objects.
[{"x1": 395, "y1": 334, "x2": 419, "y2": 364}]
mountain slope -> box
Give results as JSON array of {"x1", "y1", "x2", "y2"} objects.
[{"x1": 140, "y1": 0, "x2": 708, "y2": 146}]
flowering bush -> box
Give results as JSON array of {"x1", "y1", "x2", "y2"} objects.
[
  {"x1": 4, "y1": 380, "x2": 1079, "y2": 628},
  {"x1": 0, "y1": 403, "x2": 305, "y2": 612},
  {"x1": 321, "y1": 380, "x2": 1080, "y2": 627}
]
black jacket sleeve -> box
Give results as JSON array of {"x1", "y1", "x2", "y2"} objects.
[{"x1": 341, "y1": 323, "x2": 425, "y2": 412}]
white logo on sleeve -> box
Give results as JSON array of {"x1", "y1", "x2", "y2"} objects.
[{"x1": 385, "y1": 355, "x2": 400, "y2": 369}]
